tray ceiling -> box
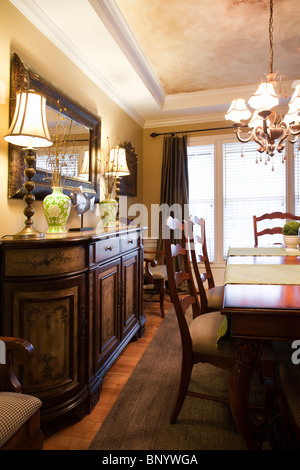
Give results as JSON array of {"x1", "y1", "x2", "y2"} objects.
[{"x1": 9, "y1": 0, "x2": 300, "y2": 127}]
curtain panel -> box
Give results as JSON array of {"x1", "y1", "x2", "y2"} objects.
[{"x1": 158, "y1": 135, "x2": 189, "y2": 251}]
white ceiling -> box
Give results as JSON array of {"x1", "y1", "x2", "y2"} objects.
[{"x1": 10, "y1": 0, "x2": 300, "y2": 128}]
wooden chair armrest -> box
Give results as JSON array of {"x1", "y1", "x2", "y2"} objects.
[
  {"x1": 0, "y1": 336, "x2": 34, "y2": 393},
  {"x1": 144, "y1": 258, "x2": 158, "y2": 281},
  {"x1": 144, "y1": 250, "x2": 165, "y2": 264}
]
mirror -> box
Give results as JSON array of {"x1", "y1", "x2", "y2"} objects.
[{"x1": 8, "y1": 53, "x2": 101, "y2": 201}]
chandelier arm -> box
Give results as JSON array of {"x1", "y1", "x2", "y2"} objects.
[
  {"x1": 252, "y1": 127, "x2": 267, "y2": 153},
  {"x1": 287, "y1": 134, "x2": 300, "y2": 144},
  {"x1": 288, "y1": 127, "x2": 300, "y2": 137},
  {"x1": 234, "y1": 129, "x2": 253, "y2": 144},
  {"x1": 277, "y1": 134, "x2": 288, "y2": 153}
]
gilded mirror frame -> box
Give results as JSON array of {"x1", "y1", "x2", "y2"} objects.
[{"x1": 8, "y1": 53, "x2": 101, "y2": 202}]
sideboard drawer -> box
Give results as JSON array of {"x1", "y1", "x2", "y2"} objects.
[
  {"x1": 120, "y1": 234, "x2": 139, "y2": 253},
  {"x1": 93, "y1": 237, "x2": 120, "y2": 263},
  {"x1": 4, "y1": 245, "x2": 86, "y2": 277}
]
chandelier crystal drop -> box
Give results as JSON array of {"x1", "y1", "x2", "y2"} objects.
[{"x1": 225, "y1": 0, "x2": 300, "y2": 162}]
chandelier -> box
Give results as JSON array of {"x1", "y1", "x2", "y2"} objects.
[{"x1": 225, "y1": 0, "x2": 300, "y2": 164}]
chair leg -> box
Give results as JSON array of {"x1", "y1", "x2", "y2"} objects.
[
  {"x1": 159, "y1": 284, "x2": 165, "y2": 318},
  {"x1": 170, "y1": 360, "x2": 193, "y2": 424}
]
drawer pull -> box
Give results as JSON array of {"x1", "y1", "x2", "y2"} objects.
[
  {"x1": 105, "y1": 246, "x2": 112, "y2": 251},
  {"x1": 128, "y1": 239, "x2": 133, "y2": 244}
]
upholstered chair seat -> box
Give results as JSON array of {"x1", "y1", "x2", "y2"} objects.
[
  {"x1": 144, "y1": 252, "x2": 168, "y2": 317},
  {"x1": 0, "y1": 392, "x2": 42, "y2": 449},
  {"x1": 0, "y1": 336, "x2": 44, "y2": 450},
  {"x1": 188, "y1": 308, "x2": 275, "y2": 362},
  {"x1": 188, "y1": 310, "x2": 235, "y2": 358},
  {"x1": 206, "y1": 285, "x2": 224, "y2": 311},
  {"x1": 148, "y1": 264, "x2": 167, "y2": 281}
]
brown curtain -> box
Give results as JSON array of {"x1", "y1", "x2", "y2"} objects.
[{"x1": 157, "y1": 134, "x2": 189, "y2": 251}]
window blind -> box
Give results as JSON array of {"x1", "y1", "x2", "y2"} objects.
[
  {"x1": 294, "y1": 145, "x2": 300, "y2": 215},
  {"x1": 187, "y1": 144, "x2": 215, "y2": 260},
  {"x1": 223, "y1": 141, "x2": 286, "y2": 256}
]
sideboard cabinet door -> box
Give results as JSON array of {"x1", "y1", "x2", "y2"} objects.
[
  {"x1": 93, "y1": 258, "x2": 121, "y2": 375},
  {"x1": 121, "y1": 250, "x2": 140, "y2": 340},
  {"x1": 2, "y1": 274, "x2": 87, "y2": 421}
]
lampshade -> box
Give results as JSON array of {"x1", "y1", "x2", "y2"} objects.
[
  {"x1": 248, "y1": 81, "x2": 279, "y2": 111},
  {"x1": 289, "y1": 84, "x2": 300, "y2": 108},
  {"x1": 4, "y1": 90, "x2": 53, "y2": 148},
  {"x1": 106, "y1": 146, "x2": 130, "y2": 176},
  {"x1": 225, "y1": 99, "x2": 251, "y2": 123},
  {"x1": 283, "y1": 106, "x2": 300, "y2": 125}
]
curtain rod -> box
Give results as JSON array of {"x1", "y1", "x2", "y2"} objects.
[{"x1": 150, "y1": 126, "x2": 240, "y2": 138}]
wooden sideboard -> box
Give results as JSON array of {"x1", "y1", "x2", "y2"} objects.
[{"x1": 0, "y1": 226, "x2": 146, "y2": 423}]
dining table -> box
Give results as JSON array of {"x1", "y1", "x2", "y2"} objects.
[{"x1": 221, "y1": 245, "x2": 300, "y2": 450}]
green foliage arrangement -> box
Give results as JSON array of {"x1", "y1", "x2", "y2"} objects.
[{"x1": 283, "y1": 221, "x2": 300, "y2": 235}]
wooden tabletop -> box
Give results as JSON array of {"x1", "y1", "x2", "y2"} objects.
[{"x1": 222, "y1": 247, "x2": 300, "y2": 340}]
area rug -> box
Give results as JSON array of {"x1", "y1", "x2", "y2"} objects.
[{"x1": 89, "y1": 308, "x2": 257, "y2": 450}]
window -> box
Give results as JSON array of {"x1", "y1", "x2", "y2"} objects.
[
  {"x1": 188, "y1": 136, "x2": 294, "y2": 263},
  {"x1": 187, "y1": 144, "x2": 215, "y2": 260},
  {"x1": 223, "y1": 141, "x2": 286, "y2": 253}
]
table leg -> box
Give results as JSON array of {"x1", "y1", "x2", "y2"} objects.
[{"x1": 229, "y1": 338, "x2": 263, "y2": 450}]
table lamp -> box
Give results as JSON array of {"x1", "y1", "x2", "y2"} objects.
[
  {"x1": 106, "y1": 146, "x2": 130, "y2": 211},
  {"x1": 4, "y1": 90, "x2": 53, "y2": 239}
]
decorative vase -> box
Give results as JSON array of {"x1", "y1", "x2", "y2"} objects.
[
  {"x1": 283, "y1": 235, "x2": 299, "y2": 249},
  {"x1": 43, "y1": 187, "x2": 71, "y2": 234},
  {"x1": 99, "y1": 197, "x2": 118, "y2": 227}
]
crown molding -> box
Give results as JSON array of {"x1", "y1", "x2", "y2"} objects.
[
  {"x1": 163, "y1": 85, "x2": 258, "y2": 112},
  {"x1": 143, "y1": 112, "x2": 228, "y2": 129},
  {"x1": 143, "y1": 104, "x2": 291, "y2": 129},
  {"x1": 88, "y1": 0, "x2": 165, "y2": 106}
]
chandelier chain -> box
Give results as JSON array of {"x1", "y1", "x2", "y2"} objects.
[{"x1": 269, "y1": 0, "x2": 273, "y2": 74}]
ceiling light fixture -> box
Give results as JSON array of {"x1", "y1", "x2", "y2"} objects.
[{"x1": 225, "y1": 0, "x2": 300, "y2": 167}]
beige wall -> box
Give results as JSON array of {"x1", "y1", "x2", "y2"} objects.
[{"x1": 0, "y1": 1, "x2": 143, "y2": 238}]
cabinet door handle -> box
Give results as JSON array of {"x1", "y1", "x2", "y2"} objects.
[
  {"x1": 128, "y1": 239, "x2": 133, "y2": 244},
  {"x1": 105, "y1": 245, "x2": 112, "y2": 251}
]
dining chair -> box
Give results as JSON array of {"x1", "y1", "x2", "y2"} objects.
[
  {"x1": 253, "y1": 211, "x2": 300, "y2": 247},
  {"x1": 190, "y1": 216, "x2": 223, "y2": 312},
  {"x1": 0, "y1": 336, "x2": 44, "y2": 450},
  {"x1": 163, "y1": 216, "x2": 237, "y2": 423},
  {"x1": 144, "y1": 249, "x2": 167, "y2": 318}
]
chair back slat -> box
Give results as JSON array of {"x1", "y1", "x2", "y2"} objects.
[
  {"x1": 180, "y1": 295, "x2": 196, "y2": 312},
  {"x1": 190, "y1": 216, "x2": 215, "y2": 289},
  {"x1": 171, "y1": 243, "x2": 186, "y2": 257},
  {"x1": 164, "y1": 217, "x2": 201, "y2": 323},
  {"x1": 174, "y1": 271, "x2": 190, "y2": 286},
  {"x1": 253, "y1": 211, "x2": 300, "y2": 246}
]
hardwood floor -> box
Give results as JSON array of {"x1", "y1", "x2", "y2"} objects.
[{"x1": 42, "y1": 296, "x2": 171, "y2": 450}]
